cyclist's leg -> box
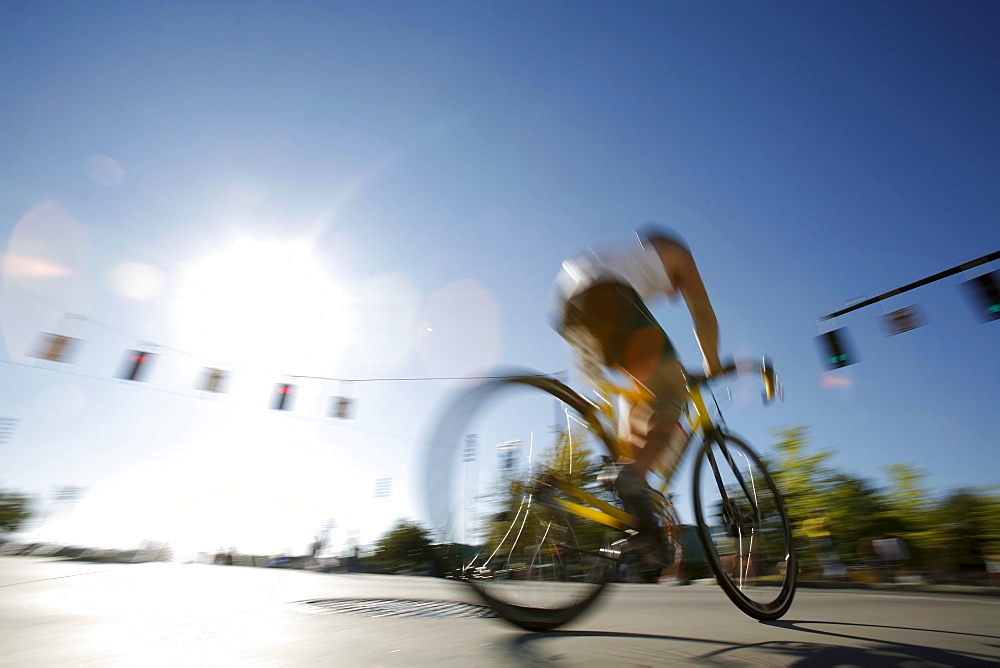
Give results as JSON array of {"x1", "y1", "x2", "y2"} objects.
[
  {"x1": 561, "y1": 281, "x2": 685, "y2": 546},
  {"x1": 614, "y1": 353, "x2": 686, "y2": 556},
  {"x1": 609, "y1": 282, "x2": 686, "y2": 479},
  {"x1": 622, "y1": 354, "x2": 687, "y2": 479},
  {"x1": 615, "y1": 326, "x2": 687, "y2": 564}
]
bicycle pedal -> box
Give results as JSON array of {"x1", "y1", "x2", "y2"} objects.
[
  {"x1": 602, "y1": 542, "x2": 625, "y2": 561},
  {"x1": 597, "y1": 464, "x2": 618, "y2": 489}
]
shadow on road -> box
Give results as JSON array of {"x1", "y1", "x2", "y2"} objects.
[
  {"x1": 750, "y1": 619, "x2": 997, "y2": 666},
  {"x1": 505, "y1": 624, "x2": 995, "y2": 666},
  {"x1": 765, "y1": 618, "x2": 1000, "y2": 642}
]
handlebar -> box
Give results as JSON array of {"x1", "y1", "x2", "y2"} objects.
[{"x1": 686, "y1": 357, "x2": 783, "y2": 404}]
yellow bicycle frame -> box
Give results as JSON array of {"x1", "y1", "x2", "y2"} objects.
[
  {"x1": 539, "y1": 377, "x2": 709, "y2": 531},
  {"x1": 538, "y1": 362, "x2": 777, "y2": 532}
]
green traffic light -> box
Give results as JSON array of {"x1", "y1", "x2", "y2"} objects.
[{"x1": 990, "y1": 304, "x2": 1000, "y2": 313}]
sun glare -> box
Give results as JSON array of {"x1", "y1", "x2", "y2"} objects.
[{"x1": 175, "y1": 239, "x2": 353, "y2": 373}]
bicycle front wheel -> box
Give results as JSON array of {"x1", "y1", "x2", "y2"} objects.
[
  {"x1": 691, "y1": 432, "x2": 796, "y2": 620},
  {"x1": 424, "y1": 373, "x2": 619, "y2": 631}
]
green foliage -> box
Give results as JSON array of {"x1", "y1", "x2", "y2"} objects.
[
  {"x1": 0, "y1": 489, "x2": 32, "y2": 533},
  {"x1": 543, "y1": 429, "x2": 600, "y2": 484},
  {"x1": 769, "y1": 427, "x2": 835, "y2": 545},
  {"x1": 879, "y1": 462, "x2": 935, "y2": 561},
  {"x1": 373, "y1": 519, "x2": 435, "y2": 571},
  {"x1": 478, "y1": 429, "x2": 611, "y2": 562},
  {"x1": 926, "y1": 488, "x2": 1000, "y2": 572},
  {"x1": 821, "y1": 472, "x2": 895, "y2": 562},
  {"x1": 543, "y1": 429, "x2": 611, "y2": 551},
  {"x1": 766, "y1": 427, "x2": 997, "y2": 577}
]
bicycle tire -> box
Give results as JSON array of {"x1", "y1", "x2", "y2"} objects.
[
  {"x1": 691, "y1": 431, "x2": 796, "y2": 620},
  {"x1": 424, "y1": 372, "x2": 620, "y2": 631}
]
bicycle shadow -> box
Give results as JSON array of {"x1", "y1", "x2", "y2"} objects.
[
  {"x1": 504, "y1": 621, "x2": 998, "y2": 666},
  {"x1": 764, "y1": 618, "x2": 1000, "y2": 642}
]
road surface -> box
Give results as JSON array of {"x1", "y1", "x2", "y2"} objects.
[{"x1": 1, "y1": 556, "x2": 997, "y2": 666}]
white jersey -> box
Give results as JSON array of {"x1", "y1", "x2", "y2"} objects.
[{"x1": 553, "y1": 244, "x2": 674, "y2": 305}]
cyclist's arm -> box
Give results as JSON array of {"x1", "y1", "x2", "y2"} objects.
[{"x1": 661, "y1": 247, "x2": 722, "y2": 376}]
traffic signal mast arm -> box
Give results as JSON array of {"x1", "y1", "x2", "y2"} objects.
[{"x1": 819, "y1": 250, "x2": 999, "y2": 321}]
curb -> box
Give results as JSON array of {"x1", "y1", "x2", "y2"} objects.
[
  {"x1": 661, "y1": 577, "x2": 1000, "y2": 597},
  {"x1": 796, "y1": 580, "x2": 1000, "y2": 597}
]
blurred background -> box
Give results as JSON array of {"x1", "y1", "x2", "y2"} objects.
[{"x1": 0, "y1": 1, "x2": 997, "y2": 581}]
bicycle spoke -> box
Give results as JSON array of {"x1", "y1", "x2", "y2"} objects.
[
  {"x1": 425, "y1": 375, "x2": 618, "y2": 631},
  {"x1": 692, "y1": 432, "x2": 796, "y2": 620}
]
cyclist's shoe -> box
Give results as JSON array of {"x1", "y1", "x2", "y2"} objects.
[
  {"x1": 614, "y1": 465, "x2": 669, "y2": 567},
  {"x1": 611, "y1": 534, "x2": 666, "y2": 583}
]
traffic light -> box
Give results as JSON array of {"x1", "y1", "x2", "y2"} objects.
[
  {"x1": 120, "y1": 350, "x2": 156, "y2": 381},
  {"x1": 0, "y1": 418, "x2": 19, "y2": 446},
  {"x1": 272, "y1": 383, "x2": 295, "y2": 410},
  {"x1": 199, "y1": 368, "x2": 228, "y2": 393},
  {"x1": 816, "y1": 328, "x2": 856, "y2": 370},
  {"x1": 331, "y1": 396, "x2": 353, "y2": 419},
  {"x1": 32, "y1": 333, "x2": 80, "y2": 363},
  {"x1": 463, "y1": 434, "x2": 478, "y2": 463},
  {"x1": 882, "y1": 306, "x2": 925, "y2": 336},
  {"x1": 963, "y1": 271, "x2": 1000, "y2": 322},
  {"x1": 498, "y1": 439, "x2": 520, "y2": 471}
]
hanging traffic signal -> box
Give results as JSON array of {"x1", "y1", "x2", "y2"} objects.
[
  {"x1": 882, "y1": 306, "x2": 925, "y2": 336},
  {"x1": 199, "y1": 368, "x2": 229, "y2": 393},
  {"x1": 272, "y1": 383, "x2": 295, "y2": 410},
  {"x1": 963, "y1": 271, "x2": 1000, "y2": 322},
  {"x1": 463, "y1": 434, "x2": 478, "y2": 463},
  {"x1": 498, "y1": 439, "x2": 520, "y2": 471},
  {"x1": 816, "y1": 328, "x2": 856, "y2": 370},
  {"x1": 120, "y1": 350, "x2": 156, "y2": 381},
  {"x1": 31, "y1": 333, "x2": 80, "y2": 363},
  {"x1": 330, "y1": 396, "x2": 353, "y2": 419}
]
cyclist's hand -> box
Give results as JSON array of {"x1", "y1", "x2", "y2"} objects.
[
  {"x1": 705, "y1": 356, "x2": 736, "y2": 378},
  {"x1": 704, "y1": 356, "x2": 725, "y2": 378}
]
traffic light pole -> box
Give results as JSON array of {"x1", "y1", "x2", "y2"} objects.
[{"x1": 819, "y1": 250, "x2": 1000, "y2": 321}]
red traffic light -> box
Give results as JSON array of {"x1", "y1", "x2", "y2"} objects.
[
  {"x1": 272, "y1": 383, "x2": 296, "y2": 410},
  {"x1": 120, "y1": 350, "x2": 156, "y2": 381}
]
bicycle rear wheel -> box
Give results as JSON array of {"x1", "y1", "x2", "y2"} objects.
[
  {"x1": 424, "y1": 373, "x2": 620, "y2": 631},
  {"x1": 691, "y1": 431, "x2": 796, "y2": 620}
]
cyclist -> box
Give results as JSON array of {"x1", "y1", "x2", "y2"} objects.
[{"x1": 553, "y1": 225, "x2": 723, "y2": 567}]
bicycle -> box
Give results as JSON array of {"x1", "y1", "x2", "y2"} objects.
[{"x1": 424, "y1": 358, "x2": 796, "y2": 631}]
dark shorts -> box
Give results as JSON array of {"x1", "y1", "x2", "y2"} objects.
[{"x1": 560, "y1": 280, "x2": 676, "y2": 367}]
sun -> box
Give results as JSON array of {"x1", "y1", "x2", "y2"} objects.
[{"x1": 174, "y1": 238, "x2": 353, "y2": 374}]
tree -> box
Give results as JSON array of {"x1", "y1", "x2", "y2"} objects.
[
  {"x1": 484, "y1": 428, "x2": 607, "y2": 555},
  {"x1": 373, "y1": 520, "x2": 435, "y2": 571},
  {"x1": 542, "y1": 427, "x2": 610, "y2": 550},
  {"x1": 926, "y1": 487, "x2": 1000, "y2": 576},
  {"x1": 822, "y1": 473, "x2": 894, "y2": 562},
  {"x1": 763, "y1": 427, "x2": 1000, "y2": 580},
  {"x1": 0, "y1": 489, "x2": 32, "y2": 533},
  {"x1": 878, "y1": 463, "x2": 934, "y2": 564},
  {"x1": 768, "y1": 427, "x2": 836, "y2": 542}
]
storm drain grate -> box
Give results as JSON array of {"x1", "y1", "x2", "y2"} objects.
[{"x1": 290, "y1": 598, "x2": 498, "y2": 619}]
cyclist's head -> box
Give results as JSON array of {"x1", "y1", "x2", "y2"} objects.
[{"x1": 635, "y1": 223, "x2": 689, "y2": 252}]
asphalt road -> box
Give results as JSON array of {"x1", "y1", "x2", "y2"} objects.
[{"x1": 1, "y1": 556, "x2": 998, "y2": 666}]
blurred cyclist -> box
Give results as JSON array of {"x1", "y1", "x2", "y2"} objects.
[{"x1": 553, "y1": 225, "x2": 723, "y2": 566}]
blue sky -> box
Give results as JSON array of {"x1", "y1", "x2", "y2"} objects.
[{"x1": 1, "y1": 1, "x2": 997, "y2": 556}]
